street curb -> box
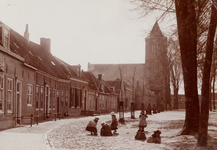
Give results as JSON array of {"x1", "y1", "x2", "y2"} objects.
[{"x1": 44, "y1": 130, "x2": 53, "y2": 150}]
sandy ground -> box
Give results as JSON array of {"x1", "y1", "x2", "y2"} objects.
[{"x1": 47, "y1": 110, "x2": 217, "y2": 150}]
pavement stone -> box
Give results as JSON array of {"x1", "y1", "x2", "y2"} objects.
[{"x1": 0, "y1": 118, "x2": 77, "y2": 150}]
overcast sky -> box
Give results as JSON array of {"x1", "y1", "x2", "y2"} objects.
[{"x1": 0, "y1": 0, "x2": 174, "y2": 70}]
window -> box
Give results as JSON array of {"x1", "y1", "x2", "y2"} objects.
[
  {"x1": 53, "y1": 89, "x2": 55, "y2": 109},
  {"x1": 61, "y1": 91, "x2": 64, "y2": 107},
  {"x1": 7, "y1": 78, "x2": 13, "y2": 113},
  {"x1": 65, "y1": 91, "x2": 68, "y2": 107},
  {"x1": 41, "y1": 86, "x2": 44, "y2": 110},
  {"x1": 27, "y1": 84, "x2": 33, "y2": 106},
  {"x1": 0, "y1": 26, "x2": 10, "y2": 49},
  {"x1": 35, "y1": 85, "x2": 39, "y2": 110},
  {"x1": 0, "y1": 77, "x2": 4, "y2": 113},
  {"x1": 49, "y1": 88, "x2": 53, "y2": 110}
]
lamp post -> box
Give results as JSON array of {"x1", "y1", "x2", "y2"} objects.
[
  {"x1": 131, "y1": 102, "x2": 135, "y2": 119},
  {"x1": 119, "y1": 101, "x2": 125, "y2": 124},
  {"x1": 147, "y1": 92, "x2": 152, "y2": 115}
]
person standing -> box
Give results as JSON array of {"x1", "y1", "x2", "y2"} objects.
[
  {"x1": 110, "y1": 112, "x2": 118, "y2": 134},
  {"x1": 139, "y1": 110, "x2": 148, "y2": 130},
  {"x1": 135, "y1": 110, "x2": 148, "y2": 140}
]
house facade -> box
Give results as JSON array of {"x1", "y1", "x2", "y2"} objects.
[
  {"x1": 82, "y1": 72, "x2": 118, "y2": 115},
  {"x1": 0, "y1": 21, "x2": 89, "y2": 130}
]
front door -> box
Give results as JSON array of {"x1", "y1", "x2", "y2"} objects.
[
  {"x1": 16, "y1": 80, "x2": 22, "y2": 124},
  {"x1": 45, "y1": 86, "x2": 50, "y2": 118},
  {"x1": 57, "y1": 91, "x2": 60, "y2": 113},
  {"x1": 95, "y1": 98, "x2": 97, "y2": 111}
]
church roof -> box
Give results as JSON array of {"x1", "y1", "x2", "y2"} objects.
[{"x1": 149, "y1": 22, "x2": 164, "y2": 37}]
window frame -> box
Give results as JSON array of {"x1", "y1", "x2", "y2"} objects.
[
  {"x1": 27, "y1": 83, "x2": 33, "y2": 106},
  {"x1": 35, "y1": 85, "x2": 40, "y2": 110},
  {"x1": 0, "y1": 76, "x2": 4, "y2": 113},
  {"x1": 40, "y1": 86, "x2": 44, "y2": 110},
  {"x1": 52, "y1": 89, "x2": 55, "y2": 110},
  {"x1": 7, "y1": 78, "x2": 13, "y2": 113}
]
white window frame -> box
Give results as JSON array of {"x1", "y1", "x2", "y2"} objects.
[
  {"x1": 27, "y1": 84, "x2": 33, "y2": 106},
  {"x1": 35, "y1": 85, "x2": 39, "y2": 110},
  {"x1": 0, "y1": 76, "x2": 4, "y2": 113},
  {"x1": 49, "y1": 88, "x2": 52, "y2": 110},
  {"x1": 61, "y1": 91, "x2": 64, "y2": 107},
  {"x1": 53, "y1": 89, "x2": 55, "y2": 110},
  {"x1": 7, "y1": 78, "x2": 13, "y2": 113}
]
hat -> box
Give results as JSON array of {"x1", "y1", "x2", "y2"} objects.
[
  {"x1": 94, "y1": 117, "x2": 99, "y2": 121},
  {"x1": 154, "y1": 130, "x2": 161, "y2": 134},
  {"x1": 111, "y1": 111, "x2": 115, "y2": 116},
  {"x1": 101, "y1": 121, "x2": 106, "y2": 126}
]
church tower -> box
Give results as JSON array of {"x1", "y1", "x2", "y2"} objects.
[{"x1": 145, "y1": 22, "x2": 170, "y2": 110}]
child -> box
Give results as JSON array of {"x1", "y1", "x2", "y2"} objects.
[
  {"x1": 86, "y1": 117, "x2": 99, "y2": 135},
  {"x1": 100, "y1": 122, "x2": 112, "y2": 136},
  {"x1": 147, "y1": 130, "x2": 161, "y2": 143},
  {"x1": 110, "y1": 111, "x2": 118, "y2": 134},
  {"x1": 139, "y1": 110, "x2": 148, "y2": 131}
]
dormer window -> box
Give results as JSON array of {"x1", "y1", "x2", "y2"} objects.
[{"x1": 0, "y1": 24, "x2": 10, "y2": 50}]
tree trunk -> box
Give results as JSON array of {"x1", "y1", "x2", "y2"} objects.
[
  {"x1": 198, "y1": 4, "x2": 217, "y2": 146},
  {"x1": 209, "y1": 77, "x2": 212, "y2": 111},
  {"x1": 173, "y1": 87, "x2": 179, "y2": 109},
  {"x1": 175, "y1": 0, "x2": 199, "y2": 135},
  {"x1": 213, "y1": 63, "x2": 216, "y2": 110}
]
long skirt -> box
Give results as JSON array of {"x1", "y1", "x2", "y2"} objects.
[
  {"x1": 110, "y1": 122, "x2": 118, "y2": 130},
  {"x1": 86, "y1": 126, "x2": 97, "y2": 134}
]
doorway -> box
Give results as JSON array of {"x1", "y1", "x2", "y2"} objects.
[
  {"x1": 44, "y1": 85, "x2": 50, "y2": 118},
  {"x1": 15, "y1": 80, "x2": 22, "y2": 124}
]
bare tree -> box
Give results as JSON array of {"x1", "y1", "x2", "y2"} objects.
[
  {"x1": 168, "y1": 36, "x2": 182, "y2": 109},
  {"x1": 130, "y1": 0, "x2": 217, "y2": 146}
]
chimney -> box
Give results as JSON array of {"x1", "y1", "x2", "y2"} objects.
[
  {"x1": 98, "y1": 74, "x2": 102, "y2": 81},
  {"x1": 24, "y1": 24, "x2": 29, "y2": 42},
  {"x1": 40, "y1": 38, "x2": 51, "y2": 52}
]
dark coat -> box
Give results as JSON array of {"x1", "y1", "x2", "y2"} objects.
[
  {"x1": 110, "y1": 115, "x2": 118, "y2": 130},
  {"x1": 100, "y1": 124, "x2": 112, "y2": 136},
  {"x1": 86, "y1": 120, "x2": 97, "y2": 134}
]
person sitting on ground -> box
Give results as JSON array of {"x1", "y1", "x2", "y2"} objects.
[
  {"x1": 110, "y1": 111, "x2": 118, "y2": 134},
  {"x1": 138, "y1": 110, "x2": 148, "y2": 131},
  {"x1": 100, "y1": 122, "x2": 112, "y2": 136},
  {"x1": 147, "y1": 130, "x2": 161, "y2": 144},
  {"x1": 86, "y1": 117, "x2": 99, "y2": 135}
]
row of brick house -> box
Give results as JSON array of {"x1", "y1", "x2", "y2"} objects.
[{"x1": 0, "y1": 21, "x2": 132, "y2": 130}]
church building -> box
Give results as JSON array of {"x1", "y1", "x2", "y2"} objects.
[{"x1": 88, "y1": 22, "x2": 171, "y2": 111}]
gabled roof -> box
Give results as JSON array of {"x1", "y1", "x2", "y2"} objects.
[
  {"x1": 54, "y1": 57, "x2": 88, "y2": 82},
  {"x1": 0, "y1": 21, "x2": 78, "y2": 80},
  {"x1": 83, "y1": 71, "x2": 112, "y2": 93},
  {"x1": 149, "y1": 22, "x2": 164, "y2": 37},
  {"x1": 82, "y1": 71, "x2": 99, "y2": 91},
  {"x1": 106, "y1": 78, "x2": 132, "y2": 94}
]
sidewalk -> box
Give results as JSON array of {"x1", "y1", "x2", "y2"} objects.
[
  {"x1": 0, "y1": 111, "x2": 139, "y2": 150},
  {"x1": 1, "y1": 110, "x2": 216, "y2": 150},
  {"x1": 0, "y1": 118, "x2": 80, "y2": 150}
]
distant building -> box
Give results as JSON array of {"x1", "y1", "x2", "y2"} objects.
[{"x1": 88, "y1": 22, "x2": 170, "y2": 111}]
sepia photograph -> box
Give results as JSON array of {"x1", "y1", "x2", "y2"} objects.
[{"x1": 0, "y1": 0, "x2": 217, "y2": 149}]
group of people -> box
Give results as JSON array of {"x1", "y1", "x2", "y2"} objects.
[
  {"x1": 85, "y1": 110, "x2": 161, "y2": 143},
  {"x1": 85, "y1": 111, "x2": 118, "y2": 136}
]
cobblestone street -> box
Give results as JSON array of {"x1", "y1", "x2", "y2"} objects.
[
  {"x1": 0, "y1": 110, "x2": 217, "y2": 150},
  {"x1": 46, "y1": 111, "x2": 185, "y2": 150}
]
